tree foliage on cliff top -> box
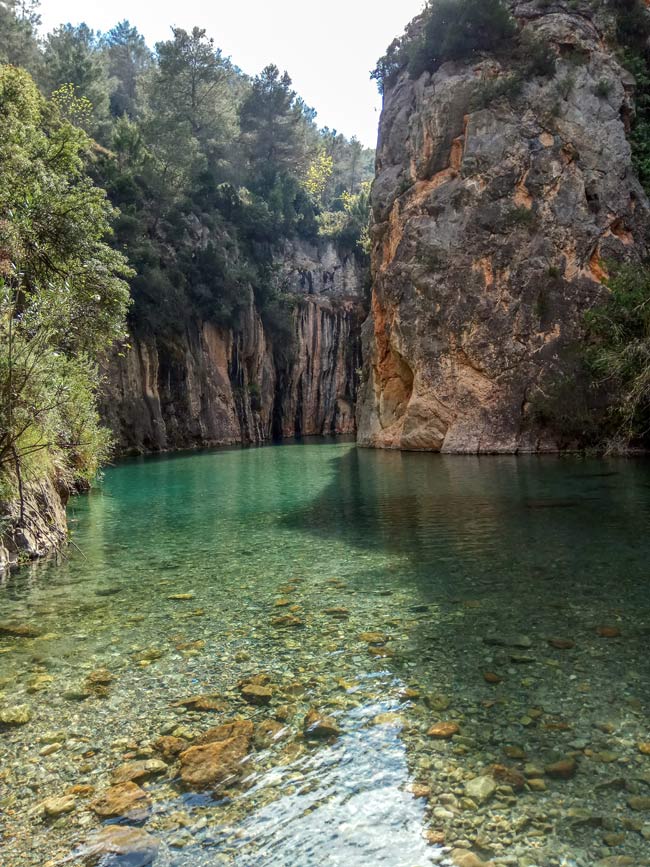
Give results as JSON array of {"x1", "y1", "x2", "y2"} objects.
[{"x1": 372, "y1": 0, "x2": 517, "y2": 92}]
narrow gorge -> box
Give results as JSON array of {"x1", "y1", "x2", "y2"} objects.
[
  {"x1": 100, "y1": 242, "x2": 366, "y2": 454},
  {"x1": 3, "y1": 3, "x2": 650, "y2": 867}
]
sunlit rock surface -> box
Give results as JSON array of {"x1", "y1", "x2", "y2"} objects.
[{"x1": 357, "y1": 2, "x2": 650, "y2": 453}]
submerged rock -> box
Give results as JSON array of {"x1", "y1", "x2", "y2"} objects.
[
  {"x1": 449, "y1": 850, "x2": 495, "y2": 867},
  {"x1": 240, "y1": 683, "x2": 273, "y2": 705},
  {"x1": 483, "y1": 634, "x2": 532, "y2": 649},
  {"x1": 180, "y1": 726, "x2": 252, "y2": 791},
  {"x1": 110, "y1": 759, "x2": 168, "y2": 785},
  {"x1": 195, "y1": 720, "x2": 255, "y2": 747},
  {"x1": 0, "y1": 622, "x2": 41, "y2": 638},
  {"x1": 153, "y1": 736, "x2": 188, "y2": 760},
  {"x1": 90, "y1": 781, "x2": 152, "y2": 821},
  {"x1": 40, "y1": 794, "x2": 77, "y2": 817},
  {"x1": 0, "y1": 705, "x2": 32, "y2": 726},
  {"x1": 548, "y1": 638, "x2": 576, "y2": 650},
  {"x1": 254, "y1": 719, "x2": 288, "y2": 748},
  {"x1": 628, "y1": 796, "x2": 650, "y2": 811},
  {"x1": 427, "y1": 722, "x2": 459, "y2": 739},
  {"x1": 304, "y1": 709, "x2": 340, "y2": 739},
  {"x1": 545, "y1": 757, "x2": 578, "y2": 779},
  {"x1": 597, "y1": 626, "x2": 622, "y2": 638},
  {"x1": 465, "y1": 775, "x2": 497, "y2": 805},
  {"x1": 172, "y1": 694, "x2": 223, "y2": 712},
  {"x1": 75, "y1": 826, "x2": 159, "y2": 867}
]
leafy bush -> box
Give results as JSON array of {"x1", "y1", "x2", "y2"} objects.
[
  {"x1": 586, "y1": 263, "x2": 650, "y2": 443},
  {"x1": 0, "y1": 66, "x2": 131, "y2": 506},
  {"x1": 471, "y1": 74, "x2": 523, "y2": 110}
]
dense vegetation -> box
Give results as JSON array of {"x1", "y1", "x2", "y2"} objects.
[
  {"x1": 0, "y1": 64, "x2": 131, "y2": 508},
  {"x1": 0, "y1": 0, "x2": 373, "y2": 513}
]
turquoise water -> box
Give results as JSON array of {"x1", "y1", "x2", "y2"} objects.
[{"x1": 1, "y1": 442, "x2": 650, "y2": 867}]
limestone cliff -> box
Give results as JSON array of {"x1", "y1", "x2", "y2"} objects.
[
  {"x1": 357, "y1": 1, "x2": 650, "y2": 453},
  {"x1": 101, "y1": 242, "x2": 365, "y2": 454}
]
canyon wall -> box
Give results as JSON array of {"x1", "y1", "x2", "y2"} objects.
[
  {"x1": 101, "y1": 241, "x2": 366, "y2": 454},
  {"x1": 357, "y1": 2, "x2": 650, "y2": 453}
]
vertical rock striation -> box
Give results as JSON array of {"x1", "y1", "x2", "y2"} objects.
[
  {"x1": 357, "y1": 2, "x2": 650, "y2": 452},
  {"x1": 101, "y1": 244, "x2": 366, "y2": 454}
]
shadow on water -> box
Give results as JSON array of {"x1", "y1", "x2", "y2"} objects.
[{"x1": 278, "y1": 446, "x2": 650, "y2": 862}]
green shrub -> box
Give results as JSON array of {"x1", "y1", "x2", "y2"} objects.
[
  {"x1": 471, "y1": 74, "x2": 523, "y2": 110},
  {"x1": 594, "y1": 78, "x2": 613, "y2": 99},
  {"x1": 586, "y1": 263, "x2": 650, "y2": 443},
  {"x1": 503, "y1": 205, "x2": 536, "y2": 230}
]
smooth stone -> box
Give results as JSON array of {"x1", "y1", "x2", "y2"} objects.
[
  {"x1": 483, "y1": 634, "x2": 532, "y2": 649},
  {"x1": 0, "y1": 705, "x2": 31, "y2": 726},
  {"x1": 110, "y1": 759, "x2": 168, "y2": 785},
  {"x1": 41, "y1": 795, "x2": 77, "y2": 817},
  {"x1": 76, "y1": 826, "x2": 159, "y2": 866},
  {"x1": 90, "y1": 782, "x2": 152, "y2": 820},
  {"x1": 428, "y1": 722, "x2": 460, "y2": 739},
  {"x1": 304, "y1": 709, "x2": 340, "y2": 739},
  {"x1": 465, "y1": 775, "x2": 497, "y2": 804},
  {"x1": 545, "y1": 757, "x2": 578, "y2": 779},
  {"x1": 628, "y1": 796, "x2": 650, "y2": 811}
]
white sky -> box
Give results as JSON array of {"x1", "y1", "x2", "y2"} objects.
[{"x1": 38, "y1": 0, "x2": 426, "y2": 147}]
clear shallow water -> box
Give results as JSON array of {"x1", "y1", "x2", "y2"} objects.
[{"x1": 1, "y1": 442, "x2": 650, "y2": 867}]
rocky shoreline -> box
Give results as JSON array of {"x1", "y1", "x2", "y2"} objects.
[{"x1": 1, "y1": 558, "x2": 649, "y2": 867}]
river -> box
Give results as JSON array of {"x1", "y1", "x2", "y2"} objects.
[{"x1": 1, "y1": 441, "x2": 649, "y2": 866}]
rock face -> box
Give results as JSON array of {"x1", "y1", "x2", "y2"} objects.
[
  {"x1": 357, "y1": 2, "x2": 650, "y2": 453},
  {"x1": 0, "y1": 474, "x2": 68, "y2": 571},
  {"x1": 102, "y1": 242, "x2": 365, "y2": 454}
]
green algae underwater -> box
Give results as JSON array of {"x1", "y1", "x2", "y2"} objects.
[{"x1": 1, "y1": 440, "x2": 650, "y2": 867}]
